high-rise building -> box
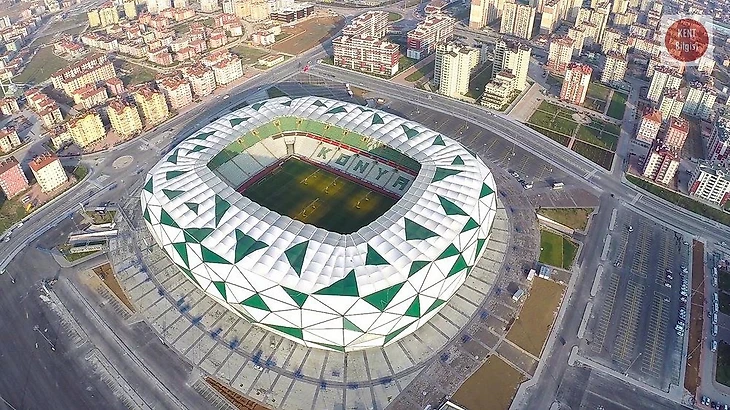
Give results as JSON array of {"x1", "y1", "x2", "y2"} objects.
[
  {"x1": 182, "y1": 64, "x2": 217, "y2": 98},
  {"x1": 0, "y1": 127, "x2": 21, "y2": 153},
  {"x1": 469, "y1": 0, "x2": 502, "y2": 29},
  {"x1": 636, "y1": 108, "x2": 662, "y2": 144},
  {"x1": 500, "y1": 0, "x2": 535, "y2": 40},
  {"x1": 201, "y1": 0, "x2": 220, "y2": 12},
  {"x1": 547, "y1": 36, "x2": 574, "y2": 73},
  {"x1": 698, "y1": 54, "x2": 715, "y2": 76},
  {"x1": 481, "y1": 71, "x2": 517, "y2": 110},
  {"x1": 688, "y1": 161, "x2": 730, "y2": 205},
  {"x1": 133, "y1": 86, "x2": 169, "y2": 127},
  {"x1": 123, "y1": 0, "x2": 137, "y2": 18},
  {"x1": 683, "y1": 81, "x2": 717, "y2": 120},
  {"x1": 567, "y1": 25, "x2": 585, "y2": 56},
  {"x1": 406, "y1": 14, "x2": 455, "y2": 60},
  {"x1": 98, "y1": 3, "x2": 119, "y2": 27},
  {"x1": 642, "y1": 141, "x2": 680, "y2": 185},
  {"x1": 560, "y1": 62, "x2": 592, "y2": 105},
  {"x1": 664, "y1": 117, "x2": 689, "y2": 151},
  {"x1": 51, "y1": 54, "x2": 116, "y2": 97},
  {"x1": 708, "y1": 117, "x2": 730, "y2": 165},
  {"x1": 434, "y1": 41, "x2": 480, "y2": 98},
  {"x1": 157, "y1": 76, "x2": 194, "y2": 110},
  {"x1": 658, "y1": 89, "x2": 684, "y2": 122},
  {"x1": 600, "y1": 51, "x2": 627, "y2": 86},
  {"x1": 107, "y1": 99, "x2": 143, "y2": 138},
  {"x1": 334, "y1": 12, "x2": 400, "y2": 77},
  {"x1": 148, "y1": 0, "x2": 172, "y2": 14},
  {"x1": 212, "y1": 55, "x2": 244, "y2": 85},
  {"x1": 343, "y1": 11, "x2": 390, "y2": 38},
  {"x1": 600, "y1": 27, "x2": 623, "y2": 54},
  {"x1": 0, "y1": 157, "x2": 29, "y2": 199},
  {"x1": 87, "y1": 9, "x2": 101, "y2": 27},
  {"x1": 29, "y1": 153, "x2": 68, "y2": 193},
  {"x1": 68, "y1": 111, "x2": 106, "y2": 148},
  {"x1": 611, "y1": 0, "x2": 628, "y2": 13},
  {"x1": 492, "y1": 38, "x2": 531, "y2": 92},
  {"x1": 647, "y1": 65, "x2": 682, "y2": 103}
]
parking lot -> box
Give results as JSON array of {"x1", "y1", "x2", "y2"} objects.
[{"x1": 583, "y1": 209, "x2": 690, "y2": 390}]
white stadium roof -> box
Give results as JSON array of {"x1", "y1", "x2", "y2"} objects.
[{"x1": 141, "y1": 96, "x2": 497, "y2": 351}]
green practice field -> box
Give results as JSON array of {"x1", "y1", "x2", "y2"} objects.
[{"x1": 242, "y1": 158, "x2": 397, "y2": 234}]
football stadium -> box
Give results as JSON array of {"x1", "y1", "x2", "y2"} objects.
[{"x1": 141, "y1": 96, "x2": 497, "y2": 351}]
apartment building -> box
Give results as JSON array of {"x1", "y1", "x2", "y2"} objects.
[
  {"x1": 343, "y1": 11, "x2": 390, "y2": 38},
  {"x1": 157, "y1": 76, "x2": 193, "y2": 110},
  {"x1": 434, "y1": 41, "x2": 479, "y2": 98},
  {"x1": 664, "y1": 117, "x2": 689, "y2": 152},
  {"x1": 406, "y1": 14, "x2": 455, "y2": 60},
  {"x1": 560, "y1": 62, "x2": 592, "y2": 105},
  {"x1": 38, "y1": 103, "x2": 64, "y2": 128},
  {"x1": 688, "y1": 161, "x2": 730, "y2": 205},
  {"x1": 123, "y1": 0, "x2": 137, "y2": 18},
  {"x1": 647, "y1": 65, "x2": 682, "y2": 103},
  {"x1": 492, "y1": 38, "x2": 530, "y2": 92},
  {"x1": 212, "y1": 54, "x2": 243, "y2": 85},
  {"x1": 0, "y1": 157, "x2": 29, "y2": 199},
  {"x1": 469, "y1": 0, "x2": 502, "y2": 29},
  {"x1": 51, "y1": 54, "x2": 116, "y2": 97},
  {"x1": 182, "y1": 64, "x2": 216, "y2": 98},
  {"x1": 481, "y1": 71, "x2": 517, "y2": 110},
  {"x1": 201, "y1": 0, "x2": 221, "y2": 12},
  {"x1": 107, "y1": 99, "x2": 143, "y2": 138},
  {"x1": 500, "y1": 0, "x2": 535, "y2": 40},
  {"x1": 683, "y1": 82, "x2": 717, "y2": 120},
  {"x1": 333, "y1": 35, "x2": 400, "y2": 77},
  {"x1": 642, "y1": 142, "x2": 680, "y2": 185},
  {"x1": 636, "y1": 108, "x2": 662, "y2": 144},
  {"x1": 600, "y1": 51, "x2": 627, "y2": 86},
  {"x1": 71, "y1": 84, "x2": 109, "y2": 110},
  {"x1": 708, "y1": 117, "x2": 730, "y2": 164},
  {"x1": 133, "y1": 86, "x2": 169, "y2": 127},
  {"x1": 0, "y1": 97, "x2": 19, "y2": 115},
  {"x1": 658, "y1": 89, "x2": 684, "y2": 122},
  {"x1": 698, "y1": 54, "x2": 715, "y2": 76},
  {"x1": 68, "y1": 111, "x2": 106, "y2": 148},
  {"x1": 547, "y1": 36, "x2": 574, "y2": 73},
  {"x1": 0, "y1": 127, "x2": 21, "y2": 153},
  {"x1": 29, "y1": 153, "x2": 68, "y2": 193},
  {"x1": 567, "y1": 26, "x2": 585, "y2": 56}
]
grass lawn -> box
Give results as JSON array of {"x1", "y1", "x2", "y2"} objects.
[
  {"x1": 587, "y1": 82, "x2": 611, "y2": 101},
  {"x1": 242, "y1": 158, "x2": 397, "y2": 234},
  {"x1": 404, "y1": 60, "x2": 435, "y2": 82},
  {"x1": 201, "y1": 17, "x2": 214, "y2": 27},
  {"x1": 528, "y1": 108, "x2": 578, "y2": 136},
  {"x1": 527, "y1": 124, "x2": 570, "y2": 146},
  {"x1": 71, "y1": 165, "x2": 88, "y2": 181},
  {"x1": 63, "y1": 249, "x2": 101, "y2": 262},
  {"x1": 717, "y1": 342, "x2": 730, "y2": 387},
  {"x1": 537, "y1": 208, "x2": 593, "y2": 231},
  {"x1": 466, "y1": 63, "x2": 493, "y2": 99},
  {"x1": 117, "y1": 60, "x2": 157, "y2": 86},
  {"x1": 172, "y1": 22, "x2": 190, "y2": 34},
  {"x1": 572, "y1": 141, "x2": 614, "y2": 170},
  {"x1": 539, "y1": 230, "x2": 578, "y2": 269},
  {"x1": 388, "y1": 12, "x2": 402, "y2": 21},
  {"x1": 14, "y1": 46, "x2": 69, "y2": 85},
  {"x1": 266, "y1": 86, "x2": 289, "y2": 98},
  {"x1": 452, "y1": 355, "x2": 525, "y2": 410},
  {"x1": 506, "y1": 277, "x2": 566, "y2": 356},
  {"x1": 0, "y1": 195, "x2": 28, "y2": 236},
  {"x1": 85, "y1": 210, "x2": 116, "y2": 225},
  {"x1": 575, "y1": 124, "x2": 618, "y2": 151},
  {"x1": 626, "y1": 174, "x2": 730, "y2": 227},
  {"x1": 537, "y1": 100, "x2": 560, "y2": 114},
  {"x1": 230, "y1": 45, "x2": 269, "y2": 65},
  {"x1": 397, "y1": 56, "x2": 417, "y2": 75},
  {"x1": 607, "y1": 91, "x2": 627, "y2": 120}
]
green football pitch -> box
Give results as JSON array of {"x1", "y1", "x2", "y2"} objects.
[{"x1": 242, "y1": 158, "x2": 398, "y2": 234}]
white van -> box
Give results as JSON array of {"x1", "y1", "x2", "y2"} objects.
[
  {"x1": 552, "y1": 182, "x2": 564, "y2": 190},
  {"x1": 714, "y1": 313, "x2": 719, "y2": 325},
  {"x1": 712, "y1": 340, "x2": 718, "y2": 352},
  {"x1": 714, "y1": 324, "x2": 719, "y2": 336}
]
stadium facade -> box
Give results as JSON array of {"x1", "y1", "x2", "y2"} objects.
[{"x1": 141, "y1": 96, "x2": 497, "y2": 351}]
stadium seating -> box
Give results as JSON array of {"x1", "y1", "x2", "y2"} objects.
[
  {"x1": 260, "y1": 137, "x2": 288, "y2": 159},
  {"x1": 293, "y1": 136, "x2": 321, "y2": 158},
  {"x1": 232, "y1": 151, "x2": 266, "y2": 176},
  {"x1": 216, "y1": 160, "x2": 249, "y2": 188},
  {"x1": 246, "y1": 142, "x2": 278, "y2": 167}
]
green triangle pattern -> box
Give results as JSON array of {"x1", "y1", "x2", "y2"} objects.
[
  {"x1": 448, "y1": 254, "x2": 468, "y2": 277},
  {"x1": 241, "y1": 293, "x2": 270, "y2": 311},
  {"x1": 192, "y1": 131, "x2": 215, "y2": 140},
  {"x1": 365, "y1": 244, "x2": 388, "y2": 266},
  {"x1": 214, "y1": 195, "x2": 231, "y2": 226},
  {"x1": 451, "y1": 156, "x2": 464, "y2": 165},
  {"x1": 438, "y1": 244, "x2": 460, "y2": 260},
  {"x1": 190, "y1": 144, "x2": 207, "y2": 153},
  {"x1": 409, "y1": 260, "x2": 429, "y2": 277},
  {"x1": 384, "y1": 323, "x2": 411, "y2": 344},
  {"x1": 283, "y1": 286, "x2": 308, "y2": 307},
  {"x1": 404, "y1": 218, "x2": 438, "y2": 240},
  {"x1": 326, "y1": 106, "x2": 348, "y2": 114},
  {"x1": 251, "y1": 101, "x2": 266, "y2": 111},
  {"x1": 143, "y1": 177, "x2": 153, "y2": 193},
  {"x1": 230, "y1": 117, "x2": 250, "y2": 127},
  {"x1": 480, "y1": 182, "x2": 494, "y2": 198},
  {"x1": 280, "y1": 100, "x2": 292, "y2": 106},
  {"x1": 234, "y1": 229, "x2": 268, "y2": 262},
  {"x1": 400, "y1": 124, "x2": 419, "y2": 139},
  {"x1": 313, "y1": 342, "x2": 344, "y2": 352},
  {"x1": 344, "y1": 318, "x2": 364, "y2": 333},
  {"x1": 213, "y1": 281, "x2": 227, "y2": 300},
  {"x1": 162, "y1": 189, "x2": 185, "y2": 200},
  {"x1": 356, "y1": 106, "x2": 372, "y2": 112},
  {"x1": 475, "y1": 238, "x2": 487, "y2": 256},
  {"x1": 312, "y1": 100, "x2": 326, "y2": 107},
  {"x1": 438, "y1": 196, "x2": 468, "y2": 216},
  {"x1": 159, "y1": 209, "x2": 179, "y2": 228},
  {"x1": 462, "y1": 217, "x2": 479, "y2": 232},
  {"x1": 166, "y1": 170, "x2": 186, "y2": 180},
  {"x1": 405, "y1": 296, "x2": 420, "y2": 318},
  {"x1": 314, "y1": 270, "x2": 359, "y2": 297},
  {"x1": 201, "y1": 245, "x2": 229, "y2": 264},
  {"x1": 172, "y1": 242, "x2": 188, "y2": 267},
  {"x1": 432, "y1": 135, "x2": 445, "y2": 146},
  {"x1": 180, "y1": 267, "x2": 200, "y2": 287},
  {"x1": 372, "y1": 113, "x2": 384, "y2": 125},
  {"x1": 424, "y1": 299, "x2": 446, "y2": 315},
  {"x1": 362, "y1": 283, "x2": 404, "y2": 311},
  {"x1": 269, "y1": 324, "x2": 303, "y2": 339},
  {"x1": 185, "y1": 202, "x2": 199, "y2": 213},
  {"x1": 143, "y1": 207, "x2": 151, "y2": 223},
  {"x1": 433, "y1": 167, "x2": 462, "y2": 183},
  {"x1": 183, "y1": 228, "x2": 214, "y2": 243},
  {"x1": 167, "y1": 150, "x2": 178, "y2": 164},
  {"x1": 284, "y1": 241, "x2": 308, "y2": 276}
]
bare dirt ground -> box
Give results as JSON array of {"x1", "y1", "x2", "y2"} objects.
[
  {"x1": 685, "y1": 240, "x2": 705, "y2": 396},
  {"x1": 272, "y1": 15, "x2": 345, "y2": 55},
  {"x1": 452, "y1": 355, "x2": 526, "y2": 410},
  {"x1": 506, "y1": 278, "x2": 567, "y2": 357},
  {"x1": 205, "y1": 377, "x2": 271, "y2": 410}
]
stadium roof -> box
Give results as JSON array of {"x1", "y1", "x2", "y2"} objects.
[{"x1": 141, "y1": 96, "x2": 497, "y2": 351}]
